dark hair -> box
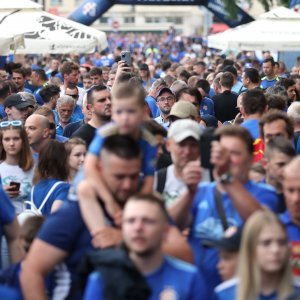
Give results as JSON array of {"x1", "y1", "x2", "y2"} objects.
[
  {"x1": 195, "y1": 61, "x2": 206, "y2": 68},
  {"x1": 179, "y1": 70, "x2": 191, "y2": 82},
  {"x1": 143, "y1": 120, "x2": 167, "y2": 137},
  {"x1": 102, "y1": 134, "x2": 141, "y2": 160},
  {"x1": 266, "y1": 94, "x2": 287, "y2": 111},
  {"x1": 33, "y1": 69, "x2": 47, "y2": 82},
  {"x1": 33, "y1": 140, "x2": 69, "y2": 184},
  {"x1": 6, "y1": 80, "x2": 18, "y2": 93},
  {"x1": 276, "y1": 78, "x2": 295, "y2": 90},
  {"x1": 242, "y1": 89, "x2": 267, "y2": 115},
  {"x1": 265, "y1": 136, "x2": 296, "y2": 160},
  {"x1": 87, "y1": 84, "x2": 109, "y2": 105},
  {"x1": 60, "y1": 62, "x2": 79, "y2": 76},
  {"x1": 223, "y1": 65, "x2": 237, "y2": 77},
  {"x1": 0, "y1": 80, "x2": 10, "y2": 99},
  {"x1": 66, "y1": 83, "x2": 79, "y2": 92},
  {"x1": 195, "y1": 79, "x2": 210, "y2": 94},
  {"x1": 216, "y1": 125, "x2": 254, "y2": 154},
  {"x1": 89, "y1": 67, "x2": 103, "y2": 77},
  {"x1": 259, "y1": 110, "x2": 294, "y2": 140},
  {"x1": 265, "y1": 85, "x2": 288, "y2": 97},
  {"x1": 12, "y1": 68, "x2": 26, "y2": 78},
  {"x1": 39, "y1": 84, "x2": 60, "y2": 103},
  {"x1": 243, "y1": 68, "x2": 260, "y2": 84},
  {"x1": 127, "y1": 193, "x2": 168, "y2": 221},
  {"x1": 220, "y1": 72, "x2": 234, "y2": 89},
  {"x1": 176, "y1": 87, "x2": 202, "y2": 105},
  {"x1": 263, "y1": 58, "x2": 275, "y2": 67}
]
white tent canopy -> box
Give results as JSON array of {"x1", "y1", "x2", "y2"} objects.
[
  {"x1": 207, "y1": 7, "x2": 300, "y2": 52},
  {"x1": 0, "y1": 0, "x2": 107, "y2": 54}
]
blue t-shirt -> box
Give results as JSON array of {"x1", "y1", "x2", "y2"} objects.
[
  {"x1": 0, "y1": 188, "x2": 15, "y2": 268},
  {"x1": 31, "y1": 179, "x2": 70, "y2": 216},
  {"x1": 54, "y1": 111, "x2": 81, "y2": 136},
  {"x1": 146, "y1": 256, "x2": 208, "y2": 300},
  {"x1": 260, "y1": 76, "x2": 279, "y2": 90},
  {"x1": 0, "y1": 104, "x2": 6, "y2": 119},
  {"x1": 145, "y1": 95, "x2": 160, "y2": 118},
  {"x1": 188, "y1": 181, "x2": 279, "y2": 296},
  {"x1": 201, "y1": 97, "x2": 215, "y2": 116},
  {"x1": 89, "y1": 124, "x2": 157, "y2": 177},
  {"x1": 241, "y1": 119, "x2": 260, "y2": 140},
  {"x1": 215, "y1": 278, "x2": 300, "y2": 300}
]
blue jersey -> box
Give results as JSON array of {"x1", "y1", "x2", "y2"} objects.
[
  {"x1": 201, "y1": 97, "x2": 215, "y2": 116},
  {"x1": 89, "y1": 123, "x2": 157, "y2": 177},
  {"x1": 188, "y1": 181, "x2": 279, "y2": 296},
  {"x1": 260, "y1": 76, "x2": 279, "y2": 90},
  {"x1": 0, "y1": 188, "x2": 15, "y2": 268},
  {"x1": 146, "y1": 256, "x2": 208, "y2": 300},
  {"x1": 145, "y1": 95, "x2": 160, "y2": 118},
  {"x1": 241, "y1": 119, "x2": 260, "y2": 140},
  {"x1": 31, "y1": 179, "x2": 70, "y2": 216},
  {"x1": 215, "y1": 278, "x2": 300, "y2": 300},
  {"x1": 38, "y1": 200, "x2": 95, "y2": 299},
  {"x1": 280, "y1": 211, "x2": 300, "y2": 278}
]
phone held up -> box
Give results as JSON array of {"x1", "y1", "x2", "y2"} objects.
[
  {"x1": 200, "y1": 128, "x2": 219, "y2": 170},
  {"x1": 9, "y1": 181, "x2": 21, "y2": 192},
  {"x1": 121, "y1": 51, "x2": 131, "y2": 67}
]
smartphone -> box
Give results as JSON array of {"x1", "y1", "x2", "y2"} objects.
[
  {"x1": 200, "y1": 128, "x2": 219, "y2": 169},
  {"x1": 9, "y1": 181, "x2": 20, "y2": 191},
  {"x1": 121, "y1": 51, "x2": 131, "y2": 67}
]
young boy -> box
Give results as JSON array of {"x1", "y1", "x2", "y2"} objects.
[{"x1": 77, "y1": 80, "x2": 157, "y2": 247}]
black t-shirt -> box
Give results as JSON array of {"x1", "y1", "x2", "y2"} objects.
[
  {"x1": 71, "y1": 123, "x2": 96, "y2": 147},
  {"x1": 212, "y1": 90, "x2": 239, "y2": 123}
]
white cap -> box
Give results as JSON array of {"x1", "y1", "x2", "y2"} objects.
[{"x1": 168, "y1": 119, "x2": 201, "y2": 143}]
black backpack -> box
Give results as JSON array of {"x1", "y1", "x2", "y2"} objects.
[{"x1": 73, "y1": 248, "x2": 151, "y2": 300}]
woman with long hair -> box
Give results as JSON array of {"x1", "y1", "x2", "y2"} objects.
[
  {"x1": 65, "y1": 137, "x2": 87, "y2": 182},
  {"x1": 216, "y1": 210, "x2": 300, "y2": 300},
  {"x1": 0, "y1": 120, "x2": 34, "y2": 213},
  {"x1": 31, "y1": 140, "x2": 70, "y2": 216}
]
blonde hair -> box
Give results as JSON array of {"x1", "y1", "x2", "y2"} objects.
[{"x1": 237, "y1": 210, "x2": 293, "y2": 300}]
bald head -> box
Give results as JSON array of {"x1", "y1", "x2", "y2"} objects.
[
  {"x1": 25, "y1": 114, "x2": 50, "y2": 152},
  {"x1": 284, "y1": 156, "x2": 300, "y2": 180}
]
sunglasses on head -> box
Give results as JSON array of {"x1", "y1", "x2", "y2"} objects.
[
  {"x1": 66, "y1": 94, "x2": 79, "y2": 100},
  {"x1": 0, "y1": 120, "x2": 22, "y2": 128}
]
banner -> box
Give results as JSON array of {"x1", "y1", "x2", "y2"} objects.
[{"x1": 68, "y1": 0, "x2": 253, "y2": 27}]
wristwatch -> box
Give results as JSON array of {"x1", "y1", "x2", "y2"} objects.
[{"x1": 219, "y1": 172, "x2": 233, "y2": 185}]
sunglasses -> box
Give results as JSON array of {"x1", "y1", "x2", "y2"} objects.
[
  {"x1": 66, "y1": 94, "x2": 79, "y2": 100},
  {"x1": 0, "y1": 120, "x2": 22, "y2": 128}
]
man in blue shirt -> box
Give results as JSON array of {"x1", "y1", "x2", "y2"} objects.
[
  {"x1": 195, "y1": 79, "x2": 215, "y2": 116},
  {"x1": 122, "y1": 193, "x2": 208, "y2": 300},
  {"x1": 21, "y1": 135, "x2": 193, "y2": 300},
  {"x1": 169, "y1": 125, "x2": 279, "y2": 298},
  {"x1": 260, "y1": 58, "x2": 279, "y2": 90}
]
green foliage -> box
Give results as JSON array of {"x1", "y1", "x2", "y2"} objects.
[{"x1": 223, "y1": 0, "x2": 290, "y2": 19}]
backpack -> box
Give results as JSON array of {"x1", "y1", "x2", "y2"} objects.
[
  {"x1": 18, "y1": 181, "x2": 63, "y2": 224},
  {"x1": 71, "y1": 248, "x2": 151, "y2": 300},
  {"x1": 155, "y1": 167, "x2": 167, "y2": 194}
]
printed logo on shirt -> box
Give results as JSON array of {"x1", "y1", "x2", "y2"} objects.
[
  {"x1": 290, "y1": 241, "x2": 300, "y2": 277},
  {"x1": 159, "y1": 287, "x2": 178, "y2": 300}
]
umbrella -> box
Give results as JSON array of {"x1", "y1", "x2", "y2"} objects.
[
  {"x1": 0, "y1": 0, "x2": 107, "y2": 54},
  {"x1": 207, "y1": 7, "x2": 300, "y2": 52}
]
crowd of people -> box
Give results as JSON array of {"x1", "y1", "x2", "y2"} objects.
[{"x1": 0, "y1": 30, "x2": 299, "y2": 299}]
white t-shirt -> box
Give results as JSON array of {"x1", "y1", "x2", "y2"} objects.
[
  {"x1": 0, "y1": 162, "x2": 34, "y2": 213},
  {"x1": 154, "y1": 164, "x2": 211, "y2": 207}
]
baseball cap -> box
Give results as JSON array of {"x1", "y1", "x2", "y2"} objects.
[
  {"x1": 202, "y1": 226, "x2": 242, "y2": 252},
  {"x1": 4, "y1": 94, "x2": 34, "y2": 110},
  {"x1": 157, "y1": 87, "x2": 175, "y2": 98},
  {"x1": 139, "y1": 63, "x2": 149, "y2": 71},
  {"x1": 168, "y1": 119, "x2": 201, "y2": 143},
  {"x1": 168, "y1": 100, "x2": 197, "y2": 119},
  {"x1": 201, "y1": 115, "x2": 218, "y2": 128}
]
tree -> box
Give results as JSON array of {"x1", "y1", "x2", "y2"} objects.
[{"x1": 223, "y1": 0, "x2": 290, "y2": 18}]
